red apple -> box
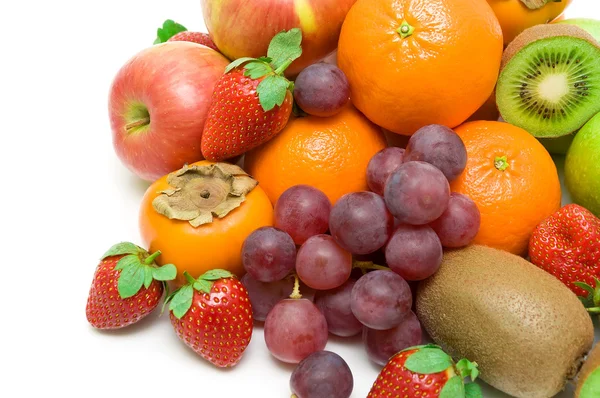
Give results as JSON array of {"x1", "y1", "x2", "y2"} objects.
[
  {"x1": 109, "y1": 42, "x2": 229, "y2": 181},
  {"x1": 200, "y1": 0, "x2": 357, "y2": 76}
]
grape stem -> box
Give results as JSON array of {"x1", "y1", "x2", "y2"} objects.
[
  {"x1": 289, "y1": 274, "x2": 302, "y2": 299},
  {"x1": 353, "y1": 260, "x2": 389, "y2": 271}
]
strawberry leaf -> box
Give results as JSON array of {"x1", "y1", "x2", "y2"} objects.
[
  {"x1": 154, "y1": 19, "x2": 187, "y2": 44},
  {"x1": 226, "y1": 57, "x2": 259, "y2": 73},
  {"x1": 404, "y1": 347, "x2": 453, "y2": 374},
  {"x1": 169, "y1": 285, "x2": 194, "y2": 319},
  {"x1": 101, "y1": 242, "x2": 143, "y2": 259},
  {"x1": 152, "y1": 264, "x2": 177, "y2": 281},
  {"x1": 574, "y1": 282, "x2": 595, "y2": 295},
  {"x1": 114, "y1": 254, "x2": 141, "y2": 271},
  {"x1": 257, "y1": 75, "x2": 289, "y2": 111},
  {"x1": 439, "y1": 376, "x2": 465, "y2": 398},
  {"x1": 267, "y1": 28, "x2": 303, "y2": 72},
  {"x1": 244, "y1": 61, "x2": 273, "y2": 79},
  {"x1": 201, "y1": 269, "x2": 235, "y2": 281},
  {"x1": 118, "y1": 263, "x2": 145, "y2": 299},
  {"x1": 143, "y1": 267, "x2": 154, "y2": 289},
  {"x1": 456, "y1": 359, "x2": 479, "y2": 381},
  {"x1": 257, "y1": 57, "x2": 272, "y2": 63},
  {"x1": 465, "y1": 383, "x2": 483, "y2": 398},
  {"x1": 193, "y1": 279, "x2": 213, "y2": 293}
]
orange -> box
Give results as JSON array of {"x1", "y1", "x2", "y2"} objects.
[
  {"x1": 139, "y1": 160, "x2": 273, "y2": 286},
  {"x1": 244, "y1": 104, "x2": 387, "y2": 205},
  {"x1": 487, "y1": 0, "x2": 573, "y2": 46},
  {"x1": 337, "y1": 0, "x2": 503, "y2": 136},
  {"x1": 450, "y1": 121, "x2": 561, "y2": 256}
]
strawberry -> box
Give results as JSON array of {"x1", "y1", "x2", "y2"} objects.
[
  {"x1": 368, "y1": 344, "x2": 481, "y2": 398},
  {"x1": 529, "y1": 204, "x2": 600, "y2": 297},
  {"x1": 166, "y1": 269, "x2": 253, "y2": 368},
  {"x1": 200, "y1": 29, "x2": 302, "y2": 162},
  {"x1": 86, "y1": 242, "x2": 177, "y2": 329},
  {"x1": 153, "y1": 19, "x2": 219, "y2": 52}
]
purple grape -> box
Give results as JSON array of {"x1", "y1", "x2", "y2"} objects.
[
  {"x1": 274, "y1": 185, "x2": 332, "y2": 245},
  {"x1": 367, "y1": 147, "x2": 405, "y2": 195},
  {"x1": 329, "y1": 192, "x2": 394, "y2": 255},
  {"x1": 385, "y1": 224, "x2": 443, "y2": 281},
  {"x1": 290, "y1": 351, "x2": 354, "y2": 398},
  {"x1": 296, "y1": 235, "x2": 353, "y2": 290},
  {"x1": 242, "y1": 227, "x2": 297, "y2": 282},
  {"x1": 430, "y1": 192, "x2": 481, "y2": 248},
  {"x1": 315, "y1": 280, "x2": 362, "y2": 337},
  {"x1": 362, "y1": 311, "x2": 422, "y2": 366},
  {"x1": 264, "y1": 298, "x2": 328, "y2": 363},
  {"x1": 293, "y1": 63, "x2": 350, "y2": 117},
  {"x1": 404, "y1": 124, "x2": 467, "y2": 182},
  {"x1": 384, "y1": 161, "x2": 450, "y2": 225},
  {"x1": 241, "y1": 274, "x2": 294, "y2": 321},
  {"x1": 350, "y1": 270, "x2": 412, "y2": 330}
]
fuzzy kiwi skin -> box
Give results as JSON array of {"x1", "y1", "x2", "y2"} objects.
[
  {"x1": 576, "y1": 344, "x2": 600, "y2": 397},
  {"x1": 416, "y1": 245, "x2": 594, "y2": 398}
]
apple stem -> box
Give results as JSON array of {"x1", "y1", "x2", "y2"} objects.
[{"x1": 125, "y1": 117, "x2": 150, "y2": 132}]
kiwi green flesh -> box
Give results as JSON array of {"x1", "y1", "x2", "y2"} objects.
[
  {"x1": 497, "y1": 36, "x2": 600, "y2": 138},
  {"x1": 576, "y1": 344, "x2": 600, "y2": 397}
]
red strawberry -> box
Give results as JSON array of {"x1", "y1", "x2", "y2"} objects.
[
  {"x1": 167, "y1": 31, "x2": 219, "y2": 52},
  {"x1": 368, "y1": 345, "x2": 481, "y2": 398},
  {"x1": 86, "y1": 242, "x2": 177, "y2": 329},
  {"x1": 166, "y1": 269, "x2": 253, "y2": 368},
  {"x1": 200, "y1": 29, "x2": 302, "y2": 162},
  {"x1": 153, "y1": 19, "x2": 219, "y2": 52},
  {"x1": 529, "y1": 204, "x2": 600, "y2": 297}
]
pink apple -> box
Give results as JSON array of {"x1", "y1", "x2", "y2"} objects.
[
  {"x1": 200, "y1": 0, "x2": 357, "y2": 76},
  {"x1": 109, "y1": 42, "x2": 229, "y2": 181}
]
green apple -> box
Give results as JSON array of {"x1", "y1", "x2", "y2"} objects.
[
  {"x1": 557, "y1": 18, "x2": 600, "y2": 42},
  {"x1": 538, "y1": 134, "x2": 575, "y2": 155},
  {"x1": 565, "y1": 112, "x2": 600, "y2": 217}
]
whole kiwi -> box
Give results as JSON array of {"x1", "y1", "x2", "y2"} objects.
[
  {"x1": 416, "y1": 245, "x2": 594, "y2": 398},
  {"x1": 576, "y1": 343, "x2": 600, "y2": 397}
]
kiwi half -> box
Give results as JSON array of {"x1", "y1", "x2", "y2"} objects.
[
  {"x1": 497, "y1": 24, "x2": 600, "y2": 138},
  {"x1": 576, "y1": 344, "x2": 600, "y2": 397}
]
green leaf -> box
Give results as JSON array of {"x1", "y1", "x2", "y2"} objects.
[
  {"x1": 143, "y1": 267, "x2": 154, "y2": 289},
  {"x1": 169, "y1": 285, "x2": 194, "y2": 319},
  {"x1": 257, "y1": 75, "x2": 289, "y2": 111},
  {"x1": 154, "y1": 19, "x2": 187, "y2": 44},
  {"x1": 152, "y1": 264, "x2": 177, "y2": 281},
  {"x1": 101, "y1": 242, "x2": 142, "y2": 259},
  {"x1": 225, "y1": 57, "x2": 258, "y2": 73},
  {"x1": 117, "y1": 263, "x2": 145, "y2": 299},
  {"x1": 193, "y1": 279, "x2": 213, "y2": 294},
  {"x1": 439, "y1": 376, "x2": 465, "y2": 398},
  {"x1": 465, "y1": 383, "x2": 483, "y2": 398},
  {"x1": 114, "y1": 254, "x2": 141, "y2": 271},
  {"x1": 201, "y1": 269, "x2": 234, "y2": 281},
  {"x1": 574, "y1": 282, "x2": 595, "y2": 295},
  {"x1": 267, "y1": 28, "x2": 303, "y2": 72},
  {"x1": 404, "y1": 347, "x2": 453, "y2": 374},
  {"x1": 244, "y1": 61, "x2": 273, "y2": 79},
  {"x1": 257, "y1": 57, "x2": 272, "y2": 63},
  {"x1": 456, "y1": 359, "x2": 479, "y2": 381}
]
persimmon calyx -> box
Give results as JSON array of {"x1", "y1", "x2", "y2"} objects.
[
  {"x1": 152, "y1": 163, "x2": 258, "y2": 227},
  {"x1": 520, "y1": 0, "x2": 558, "y2": 10}
]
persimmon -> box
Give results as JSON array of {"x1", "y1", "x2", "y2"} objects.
[{"x1": 139, "y1": 161, "x2": 274, "y2": 286}]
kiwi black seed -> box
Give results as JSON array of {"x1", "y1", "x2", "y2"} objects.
[{"x1": 496, "y1": 24, "x2": 600, "y2": 138}]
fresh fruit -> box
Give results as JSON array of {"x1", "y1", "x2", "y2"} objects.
[
  {"x1": 315, "y1": 279, "x2": 362, "y2": 337},
  {"x1": 450, "y1": 121, "x2": 561, "y2": 255},
  {"x1": 487, "y1": 0, "x2": 573, "y2": 46},
  {"x1": 384, "y1": 224, "x2": 442, "y2": 281},
  {"x1": 529, "y1": 204, "x2": 600, "y2": 296},
  {"x1": 496, "y1": 24, "x2": 600, "y2": 138},
  {"x1": 575, "y1": 343, "x2": 600, "y2": 398},
  {"x1": 166, "y1": 269, "x2": 253, "y2": 368},
  {"x1": 566, "y1": 112, "x2": 600, "y2": 217},
  {"x1": 200, "y1": 29, "x2": 301, "y2": 162},
  {"x1": 244, "y1": 104, "x2": 387, "y2": 205},
  {"x1": 557, "y1": 18, "x2": 600, "y2": 42},
  {"x1": 296, "y1": 235, "x2": 353, "y2": 290},
  {"x1": 139, "y1": 161, "x2": 274, "y2": 285},
  {"x1": 86, "y1": 242, "x2": 176, "y2": 329},
  {"x1": 274, "y1": 185, "x2": 331, "y2": 245},
  {"x1": 367, "y1": 344, "x2": 482, "y2": 398},
  {"x1": 242, "y1": 227, "x2": 296, "y2": 282},
  {"x1": 293, "y1": 63, "x2": 350, "y2": 117},
  {"x1": 538, "y1": 133, "x2": 575, "y2": 155},
  {"x1": 430, "y1": 192, "x2": 481, "y2": 248},
  {"x1": 384, "y1": 161, "x2": 451, "y2": 225},
  {"x1": 108, "y1": 42, "x2": 229, "y2": 181},
  {"x1": 200, "y1": 0, "x2": 358, "y2": 76},
  {"x1": 403, "y1": 125, "x2": 467, "y2": 182},
  {"x1": 290, "y1": 351, "x2": 354, "y2": 398},
  {"x1": 338, "y1": 0, "x2": 502, "y2": 135},
  {"x1": 264, "y1": 297, "x2": 328, "y2": 363},
  {"x1": 416, "y1": 245, "x2": 594, "y2": 398},
  {"x1": 153, "y1": 19, "x2": 219, "y2": 51},
  {"x1": 362, "y1": 311, "x2": 422, "y2": 366},
  {"x1": 466, "y1": 92, "x2": 500, "y2": 122},
  {"x1": 329, "y1": 192, "x2": 394, "y2": 255},
  {"x1": 241, "y1": 273, "x2": 294, "y2": 322},
  {"x1": 366, "y1": 147, "x2": 405, "y2": 196},
  {"x1": 351, "y1": 270, "x2": 412, "y2": 330}
]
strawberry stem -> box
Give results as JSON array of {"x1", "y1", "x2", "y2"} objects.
[
  {"x1": 144, "y1": 250, "x2": 162, "y2": 265},
  {"x1": 184, "y1": 271, "x2": 196, "y2": 285},
  {"x1": 290, "y1": 274, "x2": 302, "y2": 299},
  {"x1": 274, "y1": 59, "x2": 294, "y2": 75}
]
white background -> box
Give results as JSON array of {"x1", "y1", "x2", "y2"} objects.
[{"x1": 1, "y1": 1, "x2": 599, "y2": 397}]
